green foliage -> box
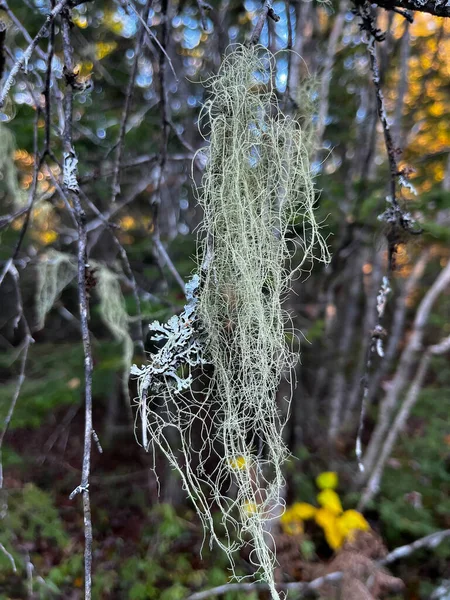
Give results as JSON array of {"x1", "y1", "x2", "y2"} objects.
[
  {"x1": 0, "y1": 484, "x2": 69, "y2": 594},
  {"x1": 378, "y1": 386, "x2": 450, "y2": 547},
  {"x1": 0, "y1": 342, "x2": 122, "y2": 431},
  {"x1": 6, "y1": 484, "x2": 68, "y2": 547}
]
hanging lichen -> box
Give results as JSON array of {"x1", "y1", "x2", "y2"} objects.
[
  {"x1": 36, "y1": 254, "x2": 134, "y2": 396},
  {"x1": 35, "y1": 250, "x2": 78, "y2": 330},
  {"x1": 0, "y1": 122, "x2": 25, "y2": 207},
  {"x1": 95, "y1": 264, "x2": 135, "y2": 399},
  {"x1": 132, "y1": 45, "x2": 329, "y2": 599}
]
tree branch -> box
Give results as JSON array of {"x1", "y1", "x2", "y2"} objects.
[
  {"x1": 187, "y1": 528, "x2": 450, "y2": 599},
  {"x1": 61, "y1": 12, "x2": 94, "y2": 600},
  {"x1": 361, "y1": 258, "x2": 450, "y2": 483},
  {"x1": 372, "y1": 0, "x2": 450, "y2": 19},
  {"x1": 247, "y1": 0, "x2": 280, "y2": 46},
  {"x1": 0, "y1": 0, "x2": 72, "y2": 108}
]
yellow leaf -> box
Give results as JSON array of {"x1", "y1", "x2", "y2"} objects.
[
  {"x1": 315, "y1": 508, "x2": 344, "y2": 550},
  {"x1": 322, "y1": 520, "x2": 344, "y2": 550},
  {"x1": 337, "y1": 509, "x2": 370, "y2": 541},
  {"x1": 316, "y1": 471, "x2": 338, "y2": 490},
  {"x1": 95, "y1": 41, "x2": 118, "y2": 61},
  {"x1": 280, "y1": 507, "x2": 304, "y2": 535},
  {"x1": 40, "y1": 230, "x2": 58, "y2": 245},
  {"x1": 291, "y1": 502, "x2": 316, "y2": 520},
  {"x1": 317, "y1": 489, "x2": 343, "y2": 515}
]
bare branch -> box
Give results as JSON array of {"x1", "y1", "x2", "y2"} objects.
[
  {"x1": 247, "y1": 0, "x2": 280, "y2": 46},
  {"x1": 110, "y1": 0, "x2": 153, "y2": 203},
  {"x1": 382, "y1": 529, "x2": 450, "y2": 565},
  {"x1": 187, "y1": 528, "x2": 450, "y2": 599},
  {"x1": 360, "y1": 331, "x2": 450, "y2": 508},
  {"x1": 186, "y1": 572, "x2": 343, "y2": 600},
  {"x1": 361, "y1": 258, "x2": 450, "y2": 482},
  {"x1": 0, "y1": 542, "x2": 17, "y2": 573},
  {"x1": 61, "y1": 12, "x2": 94, "y2": 600},
  {"x1": 120, "y1": 0, "x2": 177, "y2": 80},
  {"x1": 0, "y1": 0, "x2": 72, "y2": 108},
  {"x1": 373, "y1": 0, "x2": 450, "y2": 19}
]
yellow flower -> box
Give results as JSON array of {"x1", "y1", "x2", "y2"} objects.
[
  {"x1": 317, "y1": 489, "x2": 343, "y2": 515},
  {"x1": 315, "y1": 508, "x2": 344, "y2": 550},
  {"x1": 337, "y1": 509, "x2": 370, "y2": 541},
  {"x1": 323, "y1": 520, "x2": 345, "y2": 550},
  {"x1": 39, "y1": 230, "x2": 58, "y2": 245},
  {"x1": 229, "y1": 455, "x2": 248, "y2": 470},
  {"x1": 316, "y1": 471, "x2": 338, "y2": 490},
  {"x1": 280, "y1": 507, "x2": 304, "y2": 536},
  {"x1": 291, "y1": 502, "x2": 316, "y2": 520}
]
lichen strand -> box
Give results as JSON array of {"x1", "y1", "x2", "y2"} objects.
[{"x1": 133, "y1": 45, "x2": 329, "y2": 599}]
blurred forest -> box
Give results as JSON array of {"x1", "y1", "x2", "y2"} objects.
[{"x1": 0, "y1": 0, "x2": 450, "y2": 598}]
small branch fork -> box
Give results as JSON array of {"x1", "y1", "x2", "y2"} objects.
[{"x1": 248, "y1": 0, "x2": 280, "y2": 46}]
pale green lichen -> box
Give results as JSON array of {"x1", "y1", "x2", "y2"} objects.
[
  {"x1": 36, "y1": 253, "x2": 134, "y2": 398},
  {"x1": 0, "y1": 123, "x2": 26, "y2": 207},
  {"x1": 134, "y1": 45, "x2": 329, "y2": 599}
]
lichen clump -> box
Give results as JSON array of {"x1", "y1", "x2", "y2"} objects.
[{"x1": 133, "y1": 45, "x2": 329, "y2": 599}]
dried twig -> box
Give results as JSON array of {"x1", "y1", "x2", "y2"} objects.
[
  {"x1": 248, "y1": 0, "x2": 280, "y2": 46},
  {"x1": 0, "y1": 542, "x2": 17, "y2": 572},
  {"x1": 186, "y1": 572, "x2": 343, "y2": 600},
  {"x1": 361, "y1": 258, "x2": 450, "y2": 483},
  {"x1": 0, "y1": 0, "x2": 72, "y2": 108},
  {"x1": 360, "y1": 332, "x2": 450, "y2": 508},
  {"x1": 61, "y1": 12, "x2": 94, "y2": 600},
  {"x1": 110, "y1": 0, "x2": 153, "y2": 203},
  {"x1": 0, "y1": 267, "x2": 33, "y2": 490},
  {"x1": 372, "y1": 0, "x2": 450, "y2": 18},
  {"x1": 187, "y1": 528, "x2": 450, "y2": 599},
  {"x1": 357, "y1": 1, "x2": 422, "y2": 268},
  {"x1": 382, "y1": 529, "x2": 450, "y2": 565},
  {"x1": 119, "y1": 0, "x2": 177, "y2": 80}
]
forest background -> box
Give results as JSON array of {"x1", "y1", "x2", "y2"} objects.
[{"x1": 0, "y1": 0, "x2": 450, "y2": 597}]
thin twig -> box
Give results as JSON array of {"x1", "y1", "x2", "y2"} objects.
[
  {"x1": 248, "y1": 0, "x2": 280, "y2": 46},
  {"x1": 186, "y1": 572, "x2": 343, "y2": 600},
  {"x1": 0, "y1": 0, "x2": 72, "y2": 108},
  {"x1": 187, "y1": 528, "x2": 450, "y2": 599},
  {"x1": 110, "y1": 0, "x2": 153, "y2": 203},
  {"x1": 357, "y1": 1, "x2": 422, "y2": 264},
  {"x1": 61, "y1": 12, "x2": 94, "y2": 600},
  {"x1": 0, "y1": 542, "x2": 17, "y2": 572},
  {"x1": 0, "y1": 0, "x2": 47, "y2": 61},
  {"x1": 119, "y1": 0, "x2": 177, "y2": 80},
  {"x1": 382, "y1": 529, "x2": 450, "y2": 565},
  {"x1": 0, "y1": 20, "x2": 6, "y2": 81},
  {"x1": 0, "y1": 265, "x2": 33, "y2": 490},
  {"x1": 79, "y1": 188, "x2": 145, "y2": 353}
]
